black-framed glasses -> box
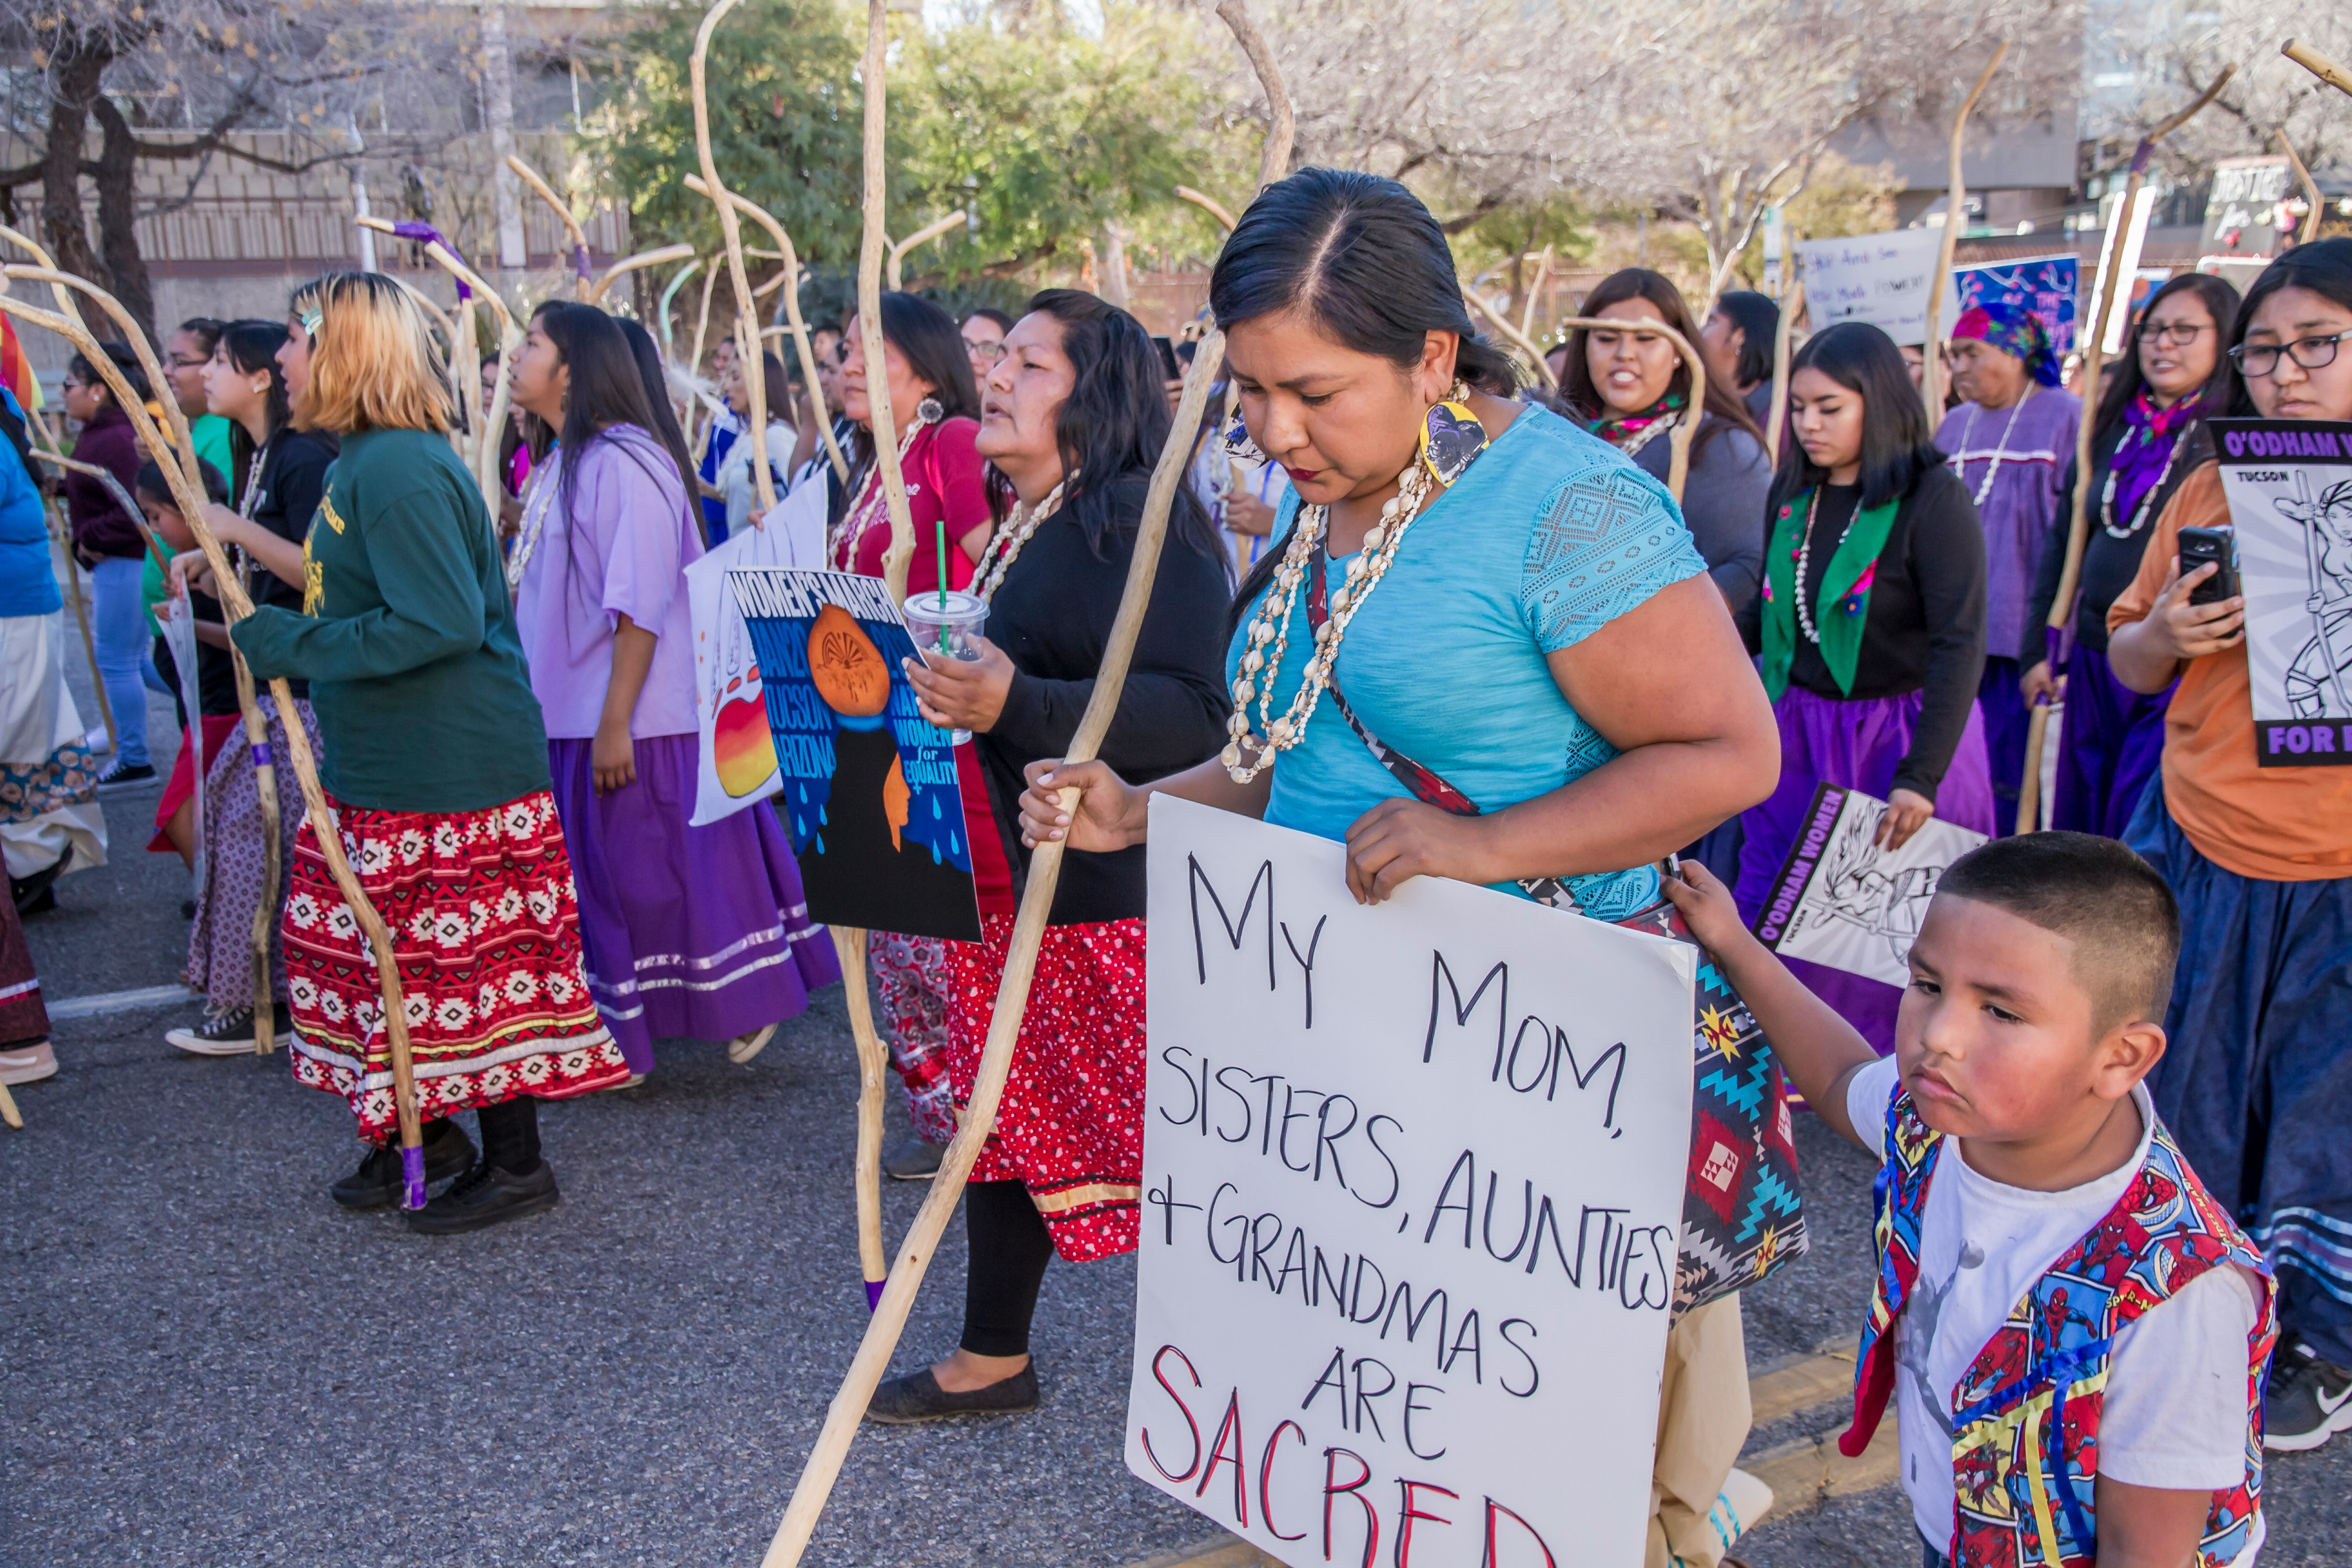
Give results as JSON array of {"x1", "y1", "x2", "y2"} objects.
[
  {"x1": 2229, "y1": 331, "x2": 2347, "y2": 378},
  {"x1": 2142, "y1": 322, "x2": 2211, "y2": 347},
  {"x1": 966, "y1": 340, "x2": 1006, "y2": 364}
]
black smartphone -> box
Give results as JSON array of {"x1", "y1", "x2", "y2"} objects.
[
  {"x1": 2178, "y1": 525, "x2": 2239, "y2": 606},
  {"x1": 1152, "y1": 334, "x2": 1182, "y2": 382}
]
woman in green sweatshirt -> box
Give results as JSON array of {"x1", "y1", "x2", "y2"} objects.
[{"x1": 231, "y1": 272, "x2": 630, "y2": 1235}]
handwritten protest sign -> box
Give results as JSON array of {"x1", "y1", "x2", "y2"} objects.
[
  {"x1": 731, "y1": 567, "x2": 982, "y2": 941},
  {"x1": 2209, "y1": 419, "x2": 2352, "y2": 765},
  {"x1": 1128, "y1": 797, "x2": 1695, "y2": 1567},
  {"x1": 1795, "y1": 229, "x2": 1943, "y2": 345},
  {"x1": 1753, "y1": 784, "x2": 1988, "y2": 988}
]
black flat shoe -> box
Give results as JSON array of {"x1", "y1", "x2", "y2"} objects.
[
  {"x1": 405, "y1": 1159, "x2": 560, "y2": 1235},
  {"x1": 864, "y1": 1365, "x2": 1039, "y2": 1425},
  {"x1": 329, "y1": 1121, "x2": 476, "y2": 1209},
  {"x1": 882, "y1": 1136, "x2": 945, "y2": 1181}
]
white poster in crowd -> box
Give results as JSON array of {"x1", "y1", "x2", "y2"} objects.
[
  {"x1": 1795, "y1": 229, "x2": 1944, "y2": 345},
  {"x1": 2209, "y1": 418, "x2": 2352, "y2": 766},
  {"x1": 684, "y1": 480, "x2": 829, "y2": 825},
  {"x1": 1128, "y1": 798, "x2": 1696, "y2": 1568},
  {"x1": 1753, "y1": 784, "x2": 1989, "y2": 988}
]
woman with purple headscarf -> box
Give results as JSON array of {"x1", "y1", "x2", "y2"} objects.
[
  {"x1": 2020, "y1": 273, "x2": 2240, "y2": 837},
  {"x1": 1935, "y1": 300, "x2": 2080, "y2": 833}
]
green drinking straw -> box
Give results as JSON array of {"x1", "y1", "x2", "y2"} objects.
[{"x1": 935, "y1": 517, "x2": 951, "y2": 653}]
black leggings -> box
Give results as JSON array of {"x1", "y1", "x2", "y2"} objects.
[
  {"x1": 419, "y1": 1098, "x2": 541, "y2": 1174},
  {"x1": 960, "y1": 1180, "x2": 1053, "y2": 1358}
]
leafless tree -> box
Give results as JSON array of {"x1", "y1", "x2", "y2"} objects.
[{"x1": 2092, "y1": 0, "x2": 2352, "y2": 177}]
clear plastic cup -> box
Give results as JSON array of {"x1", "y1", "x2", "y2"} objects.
[{"x1": 901, "y1": 588, "x2": 989, "y2": 745}]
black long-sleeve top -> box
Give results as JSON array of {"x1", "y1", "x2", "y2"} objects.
[
  {"x1": 193, "y1": 428, "x2": 338, "y2": 713},
  {"x1": 2020, "y1": 421, "x2": 2210, "y2": 662},
  {"x1": 1738, "y1": 464, "x2": 1988, "y2": 801},
  {"x1": 976, "y1": 479, "x2": 1232, "y2": 926}
]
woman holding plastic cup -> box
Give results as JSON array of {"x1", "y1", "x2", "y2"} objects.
[{"x1": 874, "y1": 289, "x2": 1230, "y2": 1422}]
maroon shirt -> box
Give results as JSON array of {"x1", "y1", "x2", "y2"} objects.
[{"x1": 65, "y1": 403, "x2": 147, "y2": 562}]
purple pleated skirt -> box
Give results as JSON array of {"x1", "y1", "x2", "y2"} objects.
[
  {"x1": 548, "y1": 733, "x2": 840, "y2": 1073},
  {"x1": 1733, "y1": 686, "x2": 1995, "y2": 1056},
  {"x1": 2052, "y1": 644, "x2": 2172, "y2": 840}
]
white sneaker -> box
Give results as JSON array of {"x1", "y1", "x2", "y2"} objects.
[
  {"x1": 728, "y1": 1023, "x2": 779, "y2": 1064},
  {"x1": 0, "y1": 1040, "x2": 58, "y2": 1084}
]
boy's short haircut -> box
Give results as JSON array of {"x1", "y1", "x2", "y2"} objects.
[
  {"x1": 1937, "y1": 832, "x2": 2180, "y2": 1031},
  {"x1": 136, "y1": 456, "x2": 229, "y2": 507}
]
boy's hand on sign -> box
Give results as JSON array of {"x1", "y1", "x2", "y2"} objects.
[
  {"x1": 2148, "y1": 557, "x2": 2246, "y2": 660},
  {"x1": 1660, "y1": 858, "x2": 1749, "y2": 956},
  {"x1": 1876, "y1": 788, "x2": 1934, "y2": 851},
  {"x1": 1341, "y1": 796, "x2": 1484, "y2": 905},
  {"x1": 1017, "y1": 757, "x2": 1144, "y2": 852}
]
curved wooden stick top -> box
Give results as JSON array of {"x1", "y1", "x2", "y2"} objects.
[
  {"x1": 1174, "y1": 184, "x2": 1239, "y2": 231},
  {"x1": 690, "y1": 0, "x2": 776, "y2": 516},
  {"x1": 586, "y1": 243, "x2": 700, "y2": 306},
  {"x1": 6, "y1": 266, "x2": 201, "y2": 485},
  {"x1": 504, "y1": 153, "x2": 593, "y2": 297},
  {"x1": 1216, "y1": 0, "x2": 1293, "y2": 189},
  {"x1": 886, "y1": 210, "x2": 968, "y2": 290},
  {"x1": 1551, "y1": 314, "x2": 1707, "y2": 502},
  {"x1": 1920, "y1": 40, "x2": 2009, "y2": 420},
  {"x1": 1461, "y1": 286, "x2": 1558, "y2": 391},
  {"x1": 2275, "y1": 127, "x2": 2324, "y2": 246},
  {"x1": 1765, "y1": 279, "x2": 1805, "y2": 467},
  {"x1": 2284, "y1": 38, "x2": 2352, "y2": 96},
  {"x1": 684, "y1": 175, "x2": 850, "y2": 484}
]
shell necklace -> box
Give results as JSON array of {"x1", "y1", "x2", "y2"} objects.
[
  {"x1": 971, "y1": 477, "x2": 1067, "y2": 606},
  {"x1": 231, "y1": 443, "x2": 269, "y2": 588},
  {"x1": 506, "y1": 454, "x2": 561, "y2": 592},
  {"x1": 1612, "y1": 412, "x2": 1678, "y2": 459},
  {"x1": 1949, "y1": 384, "x2": 2035, "y2": 505},
  {"x1": 1222, "y1": 456, "x2": 1435, "y2": 781},
  {"x1": 2100, "y1": 424, "x2": 2188, "y2": 541},
  {"x1": 1792, "y1": 487, "x2": 1859, "y2": 647},
  {"x1": 830, "y1": 418, "x2": 926, "y2": 570}
]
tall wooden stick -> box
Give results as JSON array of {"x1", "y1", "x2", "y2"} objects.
[
  {"x1": 2019, "y1": 66, "x2": 2234, "y2": 835},
  {"x1": 1765, "y1": 280, "x2": 1806, "y2": 467},
  {"x1": 354, "y1": 216, "x2": 522, "y2": 511},
  {"x1": 1519, "y1": 245, "x2": 1555, "y2": 343},
  {"x1": 1463, "y1": 285, "x2": 1561, "y2": 392},
  {"x1": 683, "y1": 176, "x2": 850, "y2": 483},
  {"x1": 1921, "y1": 42, "x2": 2009, "y2": 421},
  {"x1": 2275, "y1": 127, "x2": 2324, "y2": 246},
  {"x1": 690, "y1": 0, "x2": 776, "y2": 516},
  {"x1": 853, "y1": 0, "x2": 916, "y2": 599},
  {"x1": 2282, "y1": 39, "x2": 2352, "y2": 96},
  {"x1": 1174, "y1": 185, "x2": 1239, "y2": 231},
  {"x1": 43, "y1": 495, "x2": 113, "y2": 753},
  {"x1": 886, "y1": 211, "x2": 969, "y2": 291},
  {"x1": 1217, "y1": 0, "x2": 1294, "y2": 189},
  {"x1": 505, "y1": 153, "x2": 594, "y2": 299},
  {"x1": 0, "y1": 1076, "x2": 19, "y2": 1129},
  {"x1": 0, "y1": 274, "x2": 430, "y2": 1190},
  {"x1": 586, "y1": 243, "x2": 700, "y2": 308},
  {"x1": 1547, "y1": 314, "x2": 1708, "y2": 503},
  {"x1": 656, "y1": 255, "x2": 703, "y2": 359}
]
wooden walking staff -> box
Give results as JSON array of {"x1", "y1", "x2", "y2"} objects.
[
  {"x1": 755, "y1": 10, "x2": 1289, "y2": 1561},
  {"x1": 0, "y1": 274, "x2": 434, "y2": 1170},
  {"x1": 1463, "y1": 286, "x2": 1561, "y2": 393},
  {"x1": 1765, "y1": 279, "x2": 1807, "y2": 466},
  {"x1": 1546, "y1": 314, "x2": 1709, "y2": 503},
  {"x1": 2283, "y1": 38, "x2": 2352, "y2": 96},
  {"x1": 354, "y1": 217, "x2": 522, "y2": 513},
  {"x1": 885, "y1": 211, "x2": 969, "y2": 292},
  {"x1": 37, "y1": 480, "x2": 114, "y2": 754},
  {"x1": 505, "y1": 154, "x2": 595, "y2": 300},
  {"x1": 587, "y1": 243, "x2": 699, "y2": 308},
  {"x1": 1920, "y1": 41, "x2": 2009, "y2": 421},
  {"x1": 689, "y1": 0, "x2": 779, "y2": 520},
  {"x1": 682, "y1": 176, "x2": 850, "y2": 483},
  {"x1": 1175, "y1": 185, "x2": 1239, "y2": 231},
  {"x1": 2015, "y1": 67, "x2": 2234, "y2": 836},
  {"x1": 2276, "y1": 128, "x2": 2325, "y2": 247}
]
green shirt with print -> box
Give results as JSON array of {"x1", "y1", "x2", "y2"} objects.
[{"x1": 230, "y1": 426, "x2": 549, "y2": 813}]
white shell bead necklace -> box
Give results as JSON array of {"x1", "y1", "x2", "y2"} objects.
[
  {"x1": 1221, "y1": 457, "x2": 1434, "y2": 782},
  {"x1": 971, "y1": 477, "x2": 1067, "y2": 606}
]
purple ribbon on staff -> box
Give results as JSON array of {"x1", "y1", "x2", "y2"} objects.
[
  {"x1": 250, "y1": 744, "x2": 273, "y2": 768},
  {"x1": 387, "y1": 221, "x2": 473, "y2": 300},
  {"x1": 572, "y1": 243, "x2": 593, "y2": 285},
  {"x1": 402, "y1": 1145, "x2": 426, "y2": 1209}
]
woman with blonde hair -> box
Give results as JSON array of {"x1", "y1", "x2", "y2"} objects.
[{"x1": 232, "y1": 272, "x2": 630, "y2": 1234}]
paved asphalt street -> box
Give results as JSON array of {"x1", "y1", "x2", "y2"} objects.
[{"x1": 5, "y1": 681, "x2": 2347, "y2": 1565}]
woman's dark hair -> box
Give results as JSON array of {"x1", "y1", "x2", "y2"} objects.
[
  {"x1": 217, "y1": 318, "x2": 293, "y2": 505},
  {"x1": 1768, "y1": 321, "x2": 1944, "y2": 513},
  {"x1": 176, "y1": 317, "x2": 226, "y2": 357},
  {"x1": 2227, "y1": 236, "x2": 2352, "y2": 416},
  {"x1": 983, "y1": 288, "x2": 1219, "y2": 565},
  {"x1": 136, "y1": 456, "x2": 229, "y2": 509},
  {"x1": 1562, "y1": 269, "x2": 1763, "y2": 460},
  {"x1": 68, "y1": 343, "x2": 150, "y2": 409},
  {"x1": 2094, "y1": 273, "x2": 2241, "y2": 436},
  {"x1": 750, "y1": 349, "x2": 791, "y2": 426},
  {"x1": 963, "y1": 307, "x2": 1014, "y2": 333},
  {"x1": 1210, "y1": 167, "x2": 1520, "y2": 397},
  {"x1": 844, "y1": 291, "x2": 981, "y2": 472},
  {"x1": 1712, "y1": 291, "x2": 1780, "y2": 389},
  {"x1": 615, "y1": 316, "x2": 701, "y2": 526},
  {"x1": 526, "y1": 301, "x2": 688, "y2": 528}
]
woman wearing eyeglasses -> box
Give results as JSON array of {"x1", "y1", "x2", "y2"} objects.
[
  {"x1": 2107, "y1": 238, "x2": 2352, "y2": 1452},
  {"x1": 2019, "y1": 274, "x2": 2239, "y2": 836}
]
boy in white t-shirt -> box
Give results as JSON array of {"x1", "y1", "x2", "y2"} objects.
[{"x1": 1664, "y1": 832, "x2": 2275, "y2": 1568}]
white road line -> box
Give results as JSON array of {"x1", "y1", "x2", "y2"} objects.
[{"x1": 46, "y1": 984, "x2": 203, "y2": 1021}]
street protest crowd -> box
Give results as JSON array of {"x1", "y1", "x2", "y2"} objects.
[{"x1": 2, "y1": 165, "x2": 2349, "y2": 1568}]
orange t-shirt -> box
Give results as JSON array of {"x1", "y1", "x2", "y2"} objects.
[{"x1": 2108, "y1": 462, "x2": 2352, "y2": 881}]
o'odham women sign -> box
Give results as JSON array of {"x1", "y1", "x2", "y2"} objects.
[
  {"x1": 2210, "y1": 418, "x2": 2352, "y2": 764},
  {"x1": 1127, "y1": 797, "x2": 1696, "y2": 1567}
]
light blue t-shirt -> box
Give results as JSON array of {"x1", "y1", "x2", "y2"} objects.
[
  {"x1": 0, "y1": 389, "x2": 58, "y2": 620},
  {"x1": 1225, "y1": 402, "x2": 1707, "y2": 915}
]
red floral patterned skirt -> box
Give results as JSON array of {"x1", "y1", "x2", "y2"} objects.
[
  {"x1": 944, "y1": 913, "x2": 1147, "y2": 1262},
  {"x1": 283, "y1": 788, "x2": 630, "y2": 1141}
]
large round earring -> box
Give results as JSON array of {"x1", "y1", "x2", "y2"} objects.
[{"x1": 916, "y1": 395, "x2": 945, "y2": 425}]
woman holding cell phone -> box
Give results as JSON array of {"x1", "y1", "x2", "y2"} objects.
[{"x1": 2106, "y1": 238, "x2": 2352, "y2": 1453}]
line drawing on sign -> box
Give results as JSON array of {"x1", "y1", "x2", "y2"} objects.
[
  {"x1": 1813, "y1": 805, "x2": 1944, "y2": 971},
  {"x1": 2275, "y1": 471, "x2": 2352, "y2": 718}
]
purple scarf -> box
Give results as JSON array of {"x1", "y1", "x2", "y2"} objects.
[{"x1": 2109, "y1": 390, "x2": 2198, "y2": 535}]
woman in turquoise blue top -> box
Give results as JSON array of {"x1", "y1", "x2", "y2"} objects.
[{"x1": 1011, "y1": 169, "x2": 1783, "y2": 1568}]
